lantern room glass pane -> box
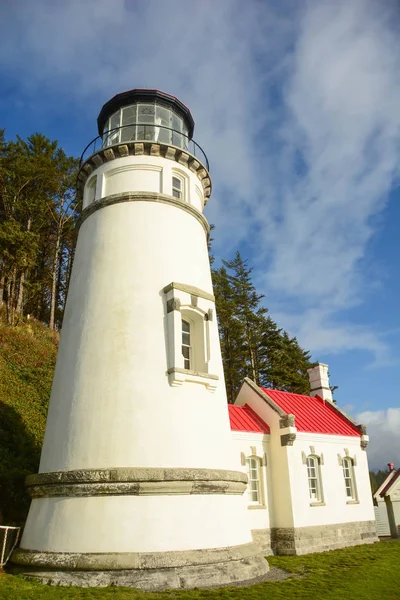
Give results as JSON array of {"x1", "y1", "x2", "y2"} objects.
[
  {"x1": 120, "y1": 126, "x2": 136, "y2": 142},
  {"x1": 138, "y1": 104, "x2": 155, "y2": 123},
  {"x1": 110, "y1": 111, "x2": 121, "y2": 130},
  {"x1": 172, "y1": 112, "x2": 183, "y2": 148},
  {"x1": 122, "y1": 106, "x2": 136, "y2": 125}
]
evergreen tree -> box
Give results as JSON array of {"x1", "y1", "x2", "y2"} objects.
[
  {"x1": 213, "y1": 250, "x2": 314, "y2": 401},
  {"x1": 0, "y1": 131, "x2": 78, "y2": 328},
  {"x1": 212, "y1": 266, "x2": 246, "y2": 403}
]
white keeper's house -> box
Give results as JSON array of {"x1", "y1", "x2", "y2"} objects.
[{"x1": 228, "y1": 363, "x2": 378, "y2": 555}]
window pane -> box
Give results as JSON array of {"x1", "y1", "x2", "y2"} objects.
[
  {"x1": 182, "y1": 123, "x2": 189, "y2": 147},
  {"x1": 156, "y1": 105, "x2": 171, "y2": 127},
  {"x1": 138, "y1": 104, "x2": 155, "y2": 124},
  {"x1": 172, "y1": 177, "x2": 181, "y2": 190},
  {"x1": 182, "y1": 320, "x2": 190, "y2": 333},
  {"x1": 182, "y1": 332, "x2": 190, "y2": 346},
  {"x1": 122, "y1": 105, "x2": 136, "y2": 125},
  {"x1": 172, "y1": 131, "x2": 183, "y2": 148},
  {"x1": 157, "y1": 126, "x2": 171, "y2": 144},
  {"x1": 120, "y1": 126, "x2": 136, "y2": 142},
  {"x1": 184, "y1": 358, "x2": 190, "y2": 369},
  {"x1": 110, "y1": 111, "x2": 121, "y2": 129}
]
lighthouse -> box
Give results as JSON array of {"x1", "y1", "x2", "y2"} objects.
[{"x1": 12, "y1": 90, "x2": 269, "y2": 589}]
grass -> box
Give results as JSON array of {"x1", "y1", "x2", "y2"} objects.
[{"x1": 1, "y1": 541, "x2": 399, "y2": 600}]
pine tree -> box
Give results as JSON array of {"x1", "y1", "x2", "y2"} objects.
[
  {"x1": 0, "y1": 131, "x2": 78, "y2": 327},
  {"x1": 213, "y1": 249, "x2": 314, "y2": 400},
  {"x1": 212, "y1": 266, "x2": 246, "y2": 403}
]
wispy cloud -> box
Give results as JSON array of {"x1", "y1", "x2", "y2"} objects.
[
  {"x1": 0, "y1": 0, "x2": 399, "y2": 365},
  {"x1": 356, "y1": 408, "x2": 400, "y2": 470}
]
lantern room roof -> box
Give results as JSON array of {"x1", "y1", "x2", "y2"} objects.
[{"x1": 97, "y1": 89, "x2": 195, "y2": 138}]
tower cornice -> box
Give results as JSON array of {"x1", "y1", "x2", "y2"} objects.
[{"x1": 77, "y1": 141, "x2": 211, "y2": 204}]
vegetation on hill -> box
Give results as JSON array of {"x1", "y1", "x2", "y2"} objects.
[{"x1": 0, "y1": 317, "x2": 58, "y2": 524}]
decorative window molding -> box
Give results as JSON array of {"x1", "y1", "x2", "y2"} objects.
[
  {"x1": 84, "y1": 175, "x2": 97, "y2": 208},
  {"x1": 164, "y1": 282, "x2": 218, "y2": 390},
  {"x1": 306, "y1": 454, "x2": 324, "y2": 505}
]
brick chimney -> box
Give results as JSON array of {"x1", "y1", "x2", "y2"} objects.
[{"x1": 307, "y1": 363, "x2": 333, "y2": 402}]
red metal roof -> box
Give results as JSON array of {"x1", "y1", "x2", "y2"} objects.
[
  {"x1": 262, "y1": 389, "x2": 361, "y2": 437},
  {"x1": 228, "y1": 404, "x2": 270, "y2": 434}
]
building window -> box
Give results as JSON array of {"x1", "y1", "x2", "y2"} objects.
[
  {"x1": 246, "y1": 457, "x2": 261, "y2": 504},
  {"x1": 181, "y1": 319, "x2": 191, "y2": 370},
  {"x1": 343, "y1": 457, "x2": 357, "y2": 500},
  {"x1": 172, "y1": 176, "x2": 183, "y2": 199},
  {"x1": 307, "y1": 455, "x2": 323, "y2": 502}
]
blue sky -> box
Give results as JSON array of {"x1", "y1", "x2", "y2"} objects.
[{"x1": 0, "y1": 0, "x2": 399, "y2": 469}]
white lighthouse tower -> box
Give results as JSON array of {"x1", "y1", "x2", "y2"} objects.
[{"x1": 12, "y1": 89, "x2": 269, "y2": 589}]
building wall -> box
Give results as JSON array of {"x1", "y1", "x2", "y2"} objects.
[
  {"x1": 289, "y1": 433, "x2": 376, "y2": 528},
  {"x1": 231, "y1": 431, "x2": 272, "y2": 552},
  {"x1": 234, "y1": 382, "x2": 378, "y2": 554},
  {"x1": 235, "y1": 384, "x2": 295, "y2": 529}
]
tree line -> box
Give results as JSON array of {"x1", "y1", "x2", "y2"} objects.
[
  {"x1": 0, "y1": 130, "x2": 313, "y2": 400},
  {"x1": 212, "y1": 252, "x2": 313, "y2": 402},
  {"x1": 0, "y1": 131, "x2": 79, "y2": 330}
]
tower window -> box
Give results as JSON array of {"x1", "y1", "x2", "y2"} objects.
[
  {"x1": 172, "y1": 176, "x2": 183, "y2": 199},
  {"x1": 182, "y1": 319, "x2": 191, "y2": 370}
]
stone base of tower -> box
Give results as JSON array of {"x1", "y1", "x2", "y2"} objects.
[{"x1": 11, "y1": 543, "x2": 269, "y2": 590}]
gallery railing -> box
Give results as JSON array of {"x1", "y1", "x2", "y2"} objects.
[{"x1": 79, "y1": 124, "x2": 209, "y2": 171}]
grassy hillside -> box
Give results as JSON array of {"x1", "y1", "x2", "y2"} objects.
[{"x1": 0, "y1": 318, "x2": 58, "y2": 525}]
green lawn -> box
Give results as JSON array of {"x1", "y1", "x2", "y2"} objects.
[{"x1": 1, "y1": 541, "x2": 399, "y2": 600}]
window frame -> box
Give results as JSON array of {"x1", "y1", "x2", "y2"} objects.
[
  {"x1": 306, "y1": 455, "x2": 324, "y2": 504},
  {"x1": 246, "y1": 456, "x2": 262, "y2": 506},
  {"x1": 342, "y1": 457, "x2": 357, "y2": 501},
  {"x1": 172, "y1": 175, "x2": 183, "y2": 200},
  {"x1": 181, "y1": 318, "x2": 192, "y2": 370}
]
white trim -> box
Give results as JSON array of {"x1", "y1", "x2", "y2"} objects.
[
  {"x1": 231, "y1": 432, "x2": 270, "y2": 443},
  {"x1": 296, "y1": 432, "x2": 361, "y2": 445}
]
